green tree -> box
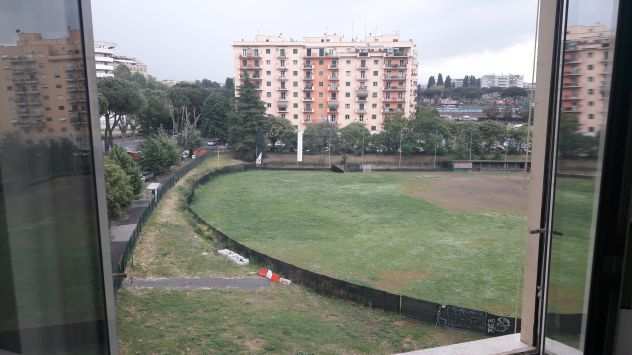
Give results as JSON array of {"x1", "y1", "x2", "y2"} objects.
[
  {"x1": 140, "y1": 132, "x2": 179, "y2": 175},
  {"x1": 444, "y1": 75, "x2": 452, "y2": 89},
  {"x1": 427, "y1": 76, "x2": 436, "y2": 88},
  {"x1": 303, "y1": 122, "x2": 338, "y2": 153},
  {"x1": 382, "y1": 114, "x2": 415, "y2": 153},
  {"x1": 437, "y1": 73, "x2": 444, "y2": 87},
  {"x1": 266, "y1": 116, "x2": 296, "y2": 152},
  {"x1": 109, "y1": 145, "x2": 143, "y2": 196},
  {"x1": 479, "y1": 120, "x2": 506, "y2": 156},
  {"x1": 98, "y1": 78, "x2": 146, "y2": 151},
  {"x1": 339, "y1": 122, "x2": 370, "y2": 155},
  {"x1": 200, "y1": 91, "x2": 232, "y2": 141},
  {"x1": 104, "y1": 156, "x2": 134, "y2": 218},
  {"x1": 113, "y1": 65, "x2": 132, "y2": 80},
  {"x1": 227, "y1": 74, "x2": 269, "y2": 160},
  {"x1": 138, "y1": 89, "x2": 172, "y2": 134}
]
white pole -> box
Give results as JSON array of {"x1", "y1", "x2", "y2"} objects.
[{"x1": 297, "y1": 128, "x2": 304, "y2": 164}]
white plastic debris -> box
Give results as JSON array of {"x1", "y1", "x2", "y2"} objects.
[
  {"x1": 201, "y1": 252, "x2": 209, "y2": 256},
  {"x1": 279, "y1": 278, "x2": 292, "y2": 285},
  {"x1": 217, "y1": 249, "x2": 249, "y2": 265}
]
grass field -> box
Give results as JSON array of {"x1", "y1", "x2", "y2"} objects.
[
  {"x1": 118, "y1": 157, "x2": 484, "y2": 354},
  {"x1": 118, "y1": 287, "x2": 481, "y2": 355},
  {"x1": 191, "y1": 170, "x2": 530, "y2": 316}
]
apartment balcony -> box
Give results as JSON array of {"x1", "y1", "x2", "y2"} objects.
[
  {"x1": 303, "y1": 97, "x2": 313, "y2": 101},
  {"x1": 562, "y1": 107, "x2": 580, "y2": 113},
  {"x1": 277, "y1": 87, "x2": 288, "y2": 91},
  {"x1": 241, "y1": 64, "x2": 261, "y2": 70},
  {"x1": 357, "y1": 87, "x2": 369, "y2": 99},
  {"x1": 277, "y1": 53, "x2": 288, "y2": 59},
  {"x1": 328, "y1": 76, "x2": 339, "y2": 81},
  {"x1": 384, "y1": 87, "x2": 406, "y2": 91},
  {"x1": 327, "y1": 86, "x2": 338, "y2": 92},
  {"x1": 303, "y1": 86, "x2": 313, "y2": 91},
  {"x1": 239, "y1": 54, "x2": 261, "y2": 59},
  {"x1": 383, "y1": 108, "x2": 405, "y2": 113},
  {"x1": 328, "y1": 100, "x2": 338, "y2": 110},
  {"x1": 328, "y1": 65, "x2": 339, "y2": 70},
  {"x1": 562, "y1": 96, "x2": 581, "y2": 101},
  {"x1": 385, "y1": 52, "x2": 408, "y2": 58},
  {"x1": 384, "y1": 64, "x2": 406, "y2": 69},
  {"x1": 277, "y1": 76, "x2": 288, "y2": 81},
  {"x1": 383, "y1": 98, "x2": 405, "y2": 103},
  {"x1": 357, "y1": 77, "x2": 368, "y2": 82},
  {"x1": 277, "y1": 66, "x2": 288, "y2": 71},
  {"x1": 565, "y1": 83, "x2": 582, "y2": 88},
  {"x1": 303, "y1": 108, "x2": 314, "y2": 113},
  {"x1": 563, "y1": 71, "x2": 581, "y2": 76},
  {"x1": 303, "y1": 63, "x2": 313, "y2": 69},
  {"x1": 357, "y1": 66, "x2": 368, "y2": 71},
  {"x1": 303, "y1": 77, "x2": 314, "y2": 81},
  {"x1": 278, "y1": 100, "x2": 289, "y2": 111},
  {"x1": 384, "y1": 75, "x2": 406, "y2": 80}
]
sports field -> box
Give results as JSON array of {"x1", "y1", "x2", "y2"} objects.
[{"x1": 191, "y1": 170, "x2": 532, "y2": 316}]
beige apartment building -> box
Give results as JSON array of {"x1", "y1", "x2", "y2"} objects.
[
  {"x1": 0, "y1": 31, "x2": 90, "y2": 146},
  {"x1": 561, "y1": 24, "x2": 613, "y2": 135},
  {"x1": 233, "y1": 34, "x2": 418, "y2": 132}
]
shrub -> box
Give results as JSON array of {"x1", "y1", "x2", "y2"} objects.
[
  {"x1": 104, "y1": 157, "x2": 134, "y2": 218},
  {"x1": 109, "y1": 145, "x2": 143, "y2": 196},
  {"x1": 140, "y1": 132, "x2": 179, "y2": 175}
]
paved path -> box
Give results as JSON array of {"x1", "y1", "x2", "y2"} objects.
[{"x1": 123, "y1": 277, "x2": 269, "y2": 290}]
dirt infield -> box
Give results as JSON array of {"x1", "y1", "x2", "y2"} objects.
[{"x1": 402, "y1": 172, "x2": 529, "y2": 216}]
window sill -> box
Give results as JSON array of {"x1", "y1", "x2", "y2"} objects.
[{"x1": 397, "y1": 334, "x2": 535, "y2": 355}]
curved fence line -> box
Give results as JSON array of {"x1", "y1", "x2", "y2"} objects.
[{"x1": 185, "y1": 164, "x2": 528, "y2": 336}]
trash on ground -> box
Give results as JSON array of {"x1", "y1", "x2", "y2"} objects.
[
  {"x1": 257, "y1": 267, "x2": 291, "y2": 285},
  {"x1": 217, "y1": 249, "x2": 249, "y2": 265}
]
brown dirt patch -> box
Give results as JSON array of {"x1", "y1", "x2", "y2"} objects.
[
  {"x1": 243, "y1": 338, "x2": 266, "y2": 352},
  {"x1": 375, "y1": 270, "x2": 430, "y2": 292},
  {"x1": 403, "y1": 172, "x2": 529, "y2": 215}
]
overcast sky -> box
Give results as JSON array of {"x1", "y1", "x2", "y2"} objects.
[{"x1": 91, "y1": 0, "x2": 540, "y2": 84}]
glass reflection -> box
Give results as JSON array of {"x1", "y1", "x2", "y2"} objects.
[
  {"x1": 545, "y1": 0, "x2": 618, "y2": 352},
  {"x1": 0, "y1": 0, "x2": 109, "y2": 354}
]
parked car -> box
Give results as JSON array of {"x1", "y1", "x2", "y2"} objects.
[
  {"x1": 181, "y1": 150, "x2": 190, "y2": 159},
  {"x1": 141, "y1": 171, "x2": 154, "y2": 182}
]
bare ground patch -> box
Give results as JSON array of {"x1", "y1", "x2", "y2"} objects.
[
  {"x1": 403, "y1": 172, "x2": 529, "y2": 216},
  {"x1": 375, "y1": 270, "x2": 431, "y2": 292}
]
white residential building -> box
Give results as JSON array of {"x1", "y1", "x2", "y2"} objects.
[
  {"x1": 481, "y1": 74, "x2": 524, "y2": 88},
  {"x1": 94, "y1": 41, "x2": 148, "y2": 78}
]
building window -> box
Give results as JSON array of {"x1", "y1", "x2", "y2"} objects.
[
  {"x1": 267, "y1": 103, "x2": 272, "y2": 108},
  {"x1": 319, "y1": 103, "x2": 324, "y2": 108},
  {"x1": 372, "y1": 92, "x2": 378, "y2": 98},
  {"x1": 373, "y1": 82, "x2": 378, "y2": 87},
  {"x1": 293, "y1": 92, "x2": 298, "y2": 98},
  {"x1": 346, "y1": 82, "x2": 351, "y2": 86},
  {"x1": 588, "y1": 126, "x2": 595, "y2": 132},
  {"x1": 345, "y1": 104, "x2": 350, "y2": 109},
  {"x1": 242, "y1": 59, "x2": 247, "y2": 66},
  {"x1": 58, "y1": 105, "x2": 65, "y2": 110},
  {"x1": 359, "y1": 114, "x2": 364, "y2": 121},
  {"x1": 372, "y1": 103, "x2": 377, "y2": 108},
  {"x1": 373, "y1": 71, "x2": 378, "y2": 76},
  {"x1": 374, "y1": 59, "x2": 379, "y2": 64},
  {"x1": 266, "y1": 71, "x2": 271, "y2": 75},
  {"x1": 293, "y1": 103, "x2": 298, "y2": 108},
  {"x1": 372, "y1": 114, "x2": 377, "y2": 120},
  {"x1": 588, "y1": 64, "x2": 594, "y2": 70},
  {"x1": 346, "y1": 92, "x2": 351, "y2": 98},
  {"x1": 319, "y1": 59, "x2": 324, "y2": 65},
  {"x1": 293, "y1": 81, "x2": 298, "y2": 87},
  {"x1": 266, "y1": 60, "x2": 271, "y2": 65},
  {"x1": 266, "y1": 48, "x2": 270, "y2": 54},
  {"x1": 346, "y1": 60, "x2": 351, "y2": 64},
  {"x1": 588, "y1": 89, "x2": 594, "y2": 95},
  {"x1": 319, "y1": 81, "x2": 324, "y2": 87},
  {"x1": 242, "y1": 48, "x2": 248, "y2": 56},
  {"x1": 588, "y1": 113, "x2": 595, "y2": 119},
  {"x1": 266, "y1": 81, "x2": 271, "y2": 86},
  {"x1": 293, "y1": 48, "x2": 298, "y2": 54},
  {"x1": 588, "y1": 76, "x2": 594, "y2": 82},
  {"x1": 281, "y1": 113, "x2": 286, "y2": 119},
  {"x1": 588, "y1": 51, "x2": 593, "y2": 57},
  {"x1": 345, "y1": 114, "x2": 350, "y2": 120},
  {"x1": 319, "y1": 92, "x2": 324, "y2": 97},
  {"x1": 266, "y1": 92, "x2": 272, "y2": 97},
  {"x1": 293, "y1": 114, "x2": 298, "y2": 119},
  {"x1": 589, "y1": 101, "x2": 594, "y2": 106},
  {"x1": 254, "y1": 48, "x2": 259, "y2": 56},
  {"x1": 346, "y1": 71, "x2": 351, "y2": 76},
  {"x1": 293, "y1": 71, "x2": 298, "y2": 76},
  {"x1": 293, "y1": 60, "x2": 298, "y2": 65},
  {"x1": 371, "y1": 125, "x2": 377, "y2": 131}
]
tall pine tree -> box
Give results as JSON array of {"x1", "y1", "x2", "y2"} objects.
[
  {"x1": 228, "y1": 73, "x2": 269, "y2": 161},
  {"x1": 437, "y1": 73, "x2": 444, "y2": 87},
  {"x1": 444, "y1": 75, "x2": 452, "y2": 89},
  {"x1": 427, "y1": 76, "x2": 436, "y2": 88}
]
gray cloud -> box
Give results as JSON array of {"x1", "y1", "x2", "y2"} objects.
[{"x1": 91, "y1": 0, "x2": 538, "y2": 82}]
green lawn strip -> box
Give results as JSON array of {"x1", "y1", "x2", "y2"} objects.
[
  {"x1": 191, "y1": 170, "x2": 528, "y2": 315},
  {"x1": 127, "y1": 156, "x2": 256, "y2": 278},
  {"x1": 117, "y1": 286, "x2": 483, "y2": 355}
]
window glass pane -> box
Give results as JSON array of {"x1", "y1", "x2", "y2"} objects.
[
  {"x1": 545, "y1": 0, "x2": 618, "y2": 352},
  {"x1": 0, "y1": 0, "x2": 110, "y2": 354}
]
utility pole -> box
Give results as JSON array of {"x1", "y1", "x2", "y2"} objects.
[
  {"x1": 469, "y1": 133, "x2": 473, "y2": 161},
  {"x1": 504, "y1": 124, "x2": 509, "y2": 170}
]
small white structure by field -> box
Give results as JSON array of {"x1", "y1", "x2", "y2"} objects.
[
  {"x1": 217, "y1": 249, "x2": 249, "y2": 265},
  {"x1": 146, "y1": 182, "x2": 161, "y2": 202}
]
